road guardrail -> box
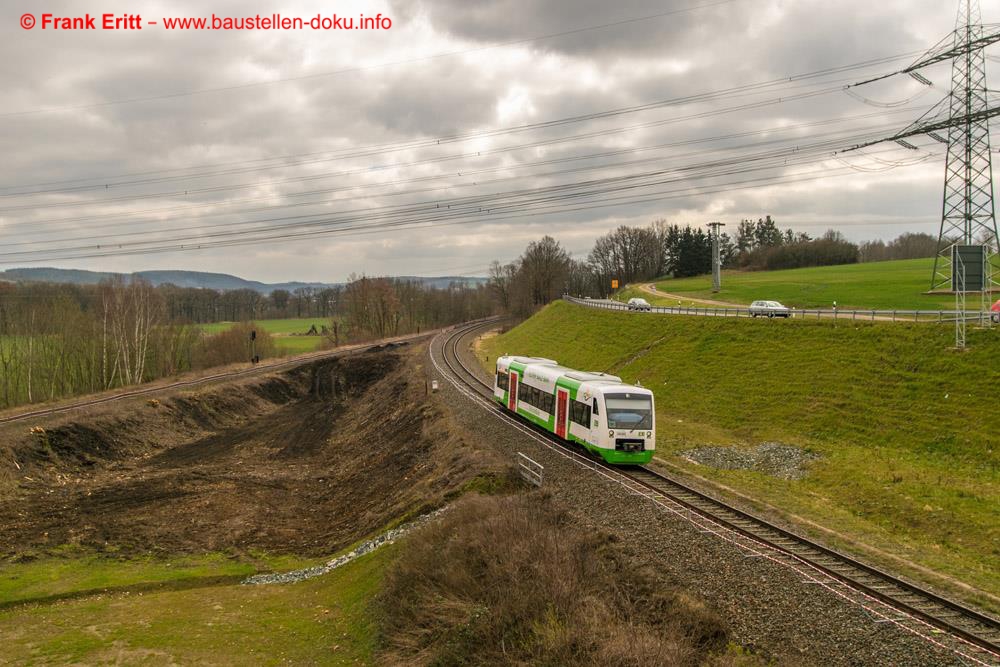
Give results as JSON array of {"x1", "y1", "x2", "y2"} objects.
[{"x1": 564, "y1": 295, "x2": 997, "y2": 325}]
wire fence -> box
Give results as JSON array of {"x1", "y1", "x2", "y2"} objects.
[{"x1": 564, "y1": 295, "x2": 998, "y2": 325}]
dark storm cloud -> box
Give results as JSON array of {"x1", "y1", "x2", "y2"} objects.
[{"x1": 390, "y1": 0, "x2": 746, "y2": 58}]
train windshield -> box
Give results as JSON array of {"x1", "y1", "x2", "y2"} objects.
[{"x1": 604, "y1": 393, "x2": 653, "y2": 430}]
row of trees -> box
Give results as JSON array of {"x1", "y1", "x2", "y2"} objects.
[
  {"x1": 858, "y1": 233, "x2": 938, "y2": 263},
  {"x1": 488, "y1": 218, "x2": 942, "y2": 314},
  {"x1": 0, "y1": 275, "x2": 493, "y2": 410},
  {"x1": 341, "y1": 277, "x2": 493, "y2": 339},
  {"x1": 5, "y1": 282, "x2": 343, "y2": 326},
  {"x1": 0, "y1": 278, "x2": 202, "y2": 408}
]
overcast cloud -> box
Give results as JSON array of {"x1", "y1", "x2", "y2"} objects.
[{"x1": 0, "y1": 0, "x2": 994, "y2": 282}]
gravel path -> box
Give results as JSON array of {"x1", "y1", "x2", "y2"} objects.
[{"x1": 434, "y1": 330, "x2": 979, "y2": 667}]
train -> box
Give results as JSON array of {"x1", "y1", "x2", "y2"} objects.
[{"x1": 493, "y1": 355, "x2": 655, "y2": 465}]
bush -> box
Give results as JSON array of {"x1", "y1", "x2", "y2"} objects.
[
  {"x1": 744, "y1": 234, "x2": 859, "y2": 271},
  {"x1": 192, "y1": 322, "x2": 277, "y2": 369},
  {"x1": 377, "y1": 493, "x2": 748, "y2": 666}
]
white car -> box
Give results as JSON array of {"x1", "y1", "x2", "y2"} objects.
[
  {"x1": 749, "y1": 300, "x2": 791, "y2": 318},
  {"x1": 627, "y1": 297, "x2": 652, "y2": 312}
]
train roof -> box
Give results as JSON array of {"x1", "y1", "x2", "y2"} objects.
[
  {"x1": 500, "y1": 356, "x2": 651, "y2": 395},
  {"x1": 565, "y1": 370, "x2": 622, "y2": 383},
  {"x1": 500, "y1": 355, "x2": 558, "y2": 366}
]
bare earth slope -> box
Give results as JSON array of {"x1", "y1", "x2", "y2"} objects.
[{"x1": 0, "y1": 345, "x2": 492, "y2": 558}]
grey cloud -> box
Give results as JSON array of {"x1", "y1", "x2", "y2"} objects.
[{"x1": 0, "y1": 0, "x2": 984, "y2": 282}]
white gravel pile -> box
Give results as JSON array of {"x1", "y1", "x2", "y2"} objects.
[
  {"x1": 242, "y1": 507, "x2": 449, "y2": 586},
  {"x1": 683, "y1": 443, "x2": 820, "y2": 480}
]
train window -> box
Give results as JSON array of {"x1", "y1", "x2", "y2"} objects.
[
  {"x1": 570, "y1": 400, "x2": 592, "y2": 427},
  {"x1": 497, "y1": 372, "x2": 510, "y2": 391},
  {"x1": 592, "y1": 398, "x2": 600, "y2": 415}
]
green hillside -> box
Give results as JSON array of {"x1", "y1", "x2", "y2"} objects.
[
  {"x1": 480, "y1": 301, "x2": 1000, "y2": 606},
  {"x1": 652, "y1": 258, "x2": 995, "y2": 310}
]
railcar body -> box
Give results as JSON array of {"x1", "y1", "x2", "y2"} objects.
[{"x1": 494, "y1": 355, "x2": 655, "y2": 465}]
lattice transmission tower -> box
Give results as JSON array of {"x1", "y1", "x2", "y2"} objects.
[
  {"x1": 847, "y1": 0, "x2": 1000, "y2": 296},
  {"x1": 931, "y1": 0, "x2": 999, "y2": 293}
]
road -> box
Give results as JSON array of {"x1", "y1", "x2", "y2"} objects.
[{"x1": 589, "y1": 287, "x2": 992, "y2": 324}]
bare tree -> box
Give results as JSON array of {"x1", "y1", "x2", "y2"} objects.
[{"x1": 101, "y1": 277, "x2": 164, "y2": 387}]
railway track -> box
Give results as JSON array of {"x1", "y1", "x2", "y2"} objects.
[
  {"x1": 0, "y1": 329, "x2": 439, "y2": 426},
  {"x1": 434, "y1": 320, "x2": 1000, "y2": 666}
]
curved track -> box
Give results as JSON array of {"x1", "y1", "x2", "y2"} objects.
[{"x1": 433, "y1": 320, "x2": 1000, "y2": 666}]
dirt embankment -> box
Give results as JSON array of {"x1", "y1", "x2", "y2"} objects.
[{"x1": 0, "y1": 344, "x2": 497, "y2": 558}]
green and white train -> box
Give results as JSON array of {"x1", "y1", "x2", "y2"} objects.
[{"x1": 493, "y1": 355, "x2": 655, "y2": 465}]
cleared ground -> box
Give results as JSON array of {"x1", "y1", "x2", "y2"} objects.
[
  {"x1": 0, "y1": 345, "x2": 494, "y2": 663},
  {"x1": 650, "y1": 258, "x2": 990, "y2": 310},
  {"x1": 479, "y1": 301, "x2": 1000, "y2": 611}
]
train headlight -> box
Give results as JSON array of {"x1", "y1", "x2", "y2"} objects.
[{"x1": 608, "y1": 430, "x2": 614, "y2": 438}]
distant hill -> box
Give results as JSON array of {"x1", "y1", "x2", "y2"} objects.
[{"x1": 0, "y1": 267, "x2": 486, "y2": 294}]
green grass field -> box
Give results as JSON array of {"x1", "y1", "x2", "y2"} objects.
[
  {"x1": 651, "y1": 258, "x2": 997, "y2": 310},
  {"x1": 0, "y1": 546, "x2": 391, "y2": 664},
  {"x1": 481, "y1": 301, "x2": 1000, "y2": 608},
  {"x1": 199, "y1": 318, "x2": 334, "y2": 354}
]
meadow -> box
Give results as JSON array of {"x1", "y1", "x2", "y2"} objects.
[
  {"x1": 480, "y1": 301, "x2": 1000, "y2": 608},
  {"x1": 651, "y1": 258, "x2": 997, "y2": 310},
  {"x1": 0, "y1": 544, "x2": 391, "y2": 663},
  {"x1": 199, "y1": 317, "x2": 335, "y2": 354}
]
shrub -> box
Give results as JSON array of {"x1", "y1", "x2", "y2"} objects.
[
  {"x1": 376, "y1": 493, "x2": 748, "y2": 666},
  {"x1": 192, "y1": 322, "x2": 277, "y2": 369}
]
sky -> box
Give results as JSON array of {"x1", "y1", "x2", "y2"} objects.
[{"x1": 1, "y1": 0, "x2": 996, "y2": 282}]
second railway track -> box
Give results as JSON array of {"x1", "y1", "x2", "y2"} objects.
[{"x1": 434, "y1": 319, "x2": 1000, "y2": 666}]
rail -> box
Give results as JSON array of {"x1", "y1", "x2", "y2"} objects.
[
  {"x1": 0, "y1": 328, "x2": 442, "y2": 426},
  {"x1": 431, "y1": 321, "x2": 1000, "y2": 665},
  {"x1": 564, "y1": 295, "x2": 998, "y2": 325}
]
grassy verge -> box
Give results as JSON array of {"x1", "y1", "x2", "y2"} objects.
[
  {"x1": 0, "y1": 547, "x2": 391, "y2": 665},
  {"x1": 0, "y1": 550, "x2": 324, "y2": 607},
  {"x1": 653, "y1": 258, "x2": 980, "y2": 310},
  {"x1": 479, "y1": 301, "x2": 1000, "y2": 608}
]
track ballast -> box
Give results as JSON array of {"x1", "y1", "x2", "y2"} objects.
[{"x1": 434, "y1": 320, "x2": 1000, "y2": 666}]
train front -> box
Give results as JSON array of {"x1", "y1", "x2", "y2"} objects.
[{"x1": 593, "y1": 386, "x2": 655, "y2": 464}]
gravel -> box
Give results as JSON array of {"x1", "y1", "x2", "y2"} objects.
[
  {"x1": 683, "y1": 443, "x2": 820, "y2": 480},
  {"x1": 433, "y1": 332, "x2": 978, "y2": 667},
  {"x1": 242, "y1": 507, "x2": 449, "y2": 586}
]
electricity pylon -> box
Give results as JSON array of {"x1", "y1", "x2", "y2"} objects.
[
  {"x1": 932, "y1": 0, "x2": 998, "y2": 292},
  {"x1": 846, "y1": 0, "x2": 1000, "y2": 293}
]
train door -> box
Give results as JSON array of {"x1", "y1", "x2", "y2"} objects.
[
  {"x1": 508, "y1": 371, "x2": 518, "y2": 410},
  {"x1": 555, "y1": 388, "x2": 568, "y2": 438}
]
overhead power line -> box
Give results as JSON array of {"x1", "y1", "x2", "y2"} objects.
[{"x1": 0, "y1": 51, "x2": 922, "y2": 199}]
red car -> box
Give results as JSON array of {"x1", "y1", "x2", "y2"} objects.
[{"x1": 992, "y1": 299, "x2": 1000, "y2": 323}]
